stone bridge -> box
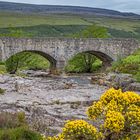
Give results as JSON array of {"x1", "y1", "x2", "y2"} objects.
[{"x1": 0, "y1": 37, "x2": 139, "y2": 71}]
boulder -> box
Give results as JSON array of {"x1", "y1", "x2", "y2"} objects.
[{"x1": 91, "y1": 72, "x2": 138, "y2": 91}]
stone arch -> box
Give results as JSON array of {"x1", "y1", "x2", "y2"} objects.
[
  {"x1": 85, "y1": 51, "x2": 113, "y2": 66},
  {"x1": 67, "y1": 50, "x2": 113, "y2": 67},
  {"x1": 6, "y1": 50, "x2": 57, "y2": 69},
  {"x1": 27, "y1": 50, "x2": 57, "y2": 69}
]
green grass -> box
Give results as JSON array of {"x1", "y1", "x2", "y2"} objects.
[
  {"x1": 112, "y1": 49, "x2": 140, "y2": 82},
  {"x1": 0, "y1": 11, "x2": 140, "y2": 40},
  {"x1": 0, "y1": 127, "x2": 42, "y2": 140},
  {"x1": 84, "y1": 16, "x2": 140, "y2": 31},
  {"x1": 84, "y1": 16, "x2": 140, "y2": 41},
  {"x1": 0, "y1": 112, "x2": 42, "y2": 140},
  {"x1": 107, "y1": 27, "x2": 140, "y2": 41},
  {"x1": 0, "y1": 25, "x2": 87, "y2": 37},
  {"x1": 1, "y1": 25, "x2": 140, "y2": 41},
  {"x1": 0, "y1": 12, "x2": 90, "y2": 28},
  {"x1": 0, "y1": 11, "x2": 140, "y2": 32},
  {"x1": 0, "y1": 62, "x2": 7, "y2": 74}
]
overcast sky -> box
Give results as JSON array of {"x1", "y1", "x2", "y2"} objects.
[{"x1": 2, "y1": 0, "x2": 140, "y2": 14}]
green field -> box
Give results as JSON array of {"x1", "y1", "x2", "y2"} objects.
[
  {"x1": 1, "y1": 12, "x2": 140, "y2": 31},
  {"x1": 0, "y1": 12, "x2": 140, "y2": 40},
  {"x1": 0, "y1": 12, "x2": 90, "y2": 28},
  {"x1": 0, "y1": 25, "x2": 87, "y2": 37},
  {"x1": 84, "y1": 16, "x2": 140, "y2": 31}
]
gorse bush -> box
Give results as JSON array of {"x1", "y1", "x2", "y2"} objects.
[
  {"x1": 47, "y1": 120, "x2": 102, "y2": 140},
  {"x1": 47, "y1": 88, "x2": 140, "y2": 140},
  {"x1": 104, "y1": 111, "x2": 125, "y2": 133},
  {"x1": 87, "y1": 88, "x2": 140, "y2": 140},
  {"x1": 62, "y1": 120, "x2": 102, "y2": 140}
]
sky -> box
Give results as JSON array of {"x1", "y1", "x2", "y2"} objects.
[{"x1": 2, "y1": 0, "x2": 140, "y2": 14}]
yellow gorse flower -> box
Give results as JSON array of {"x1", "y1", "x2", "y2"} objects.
[
  {"x1": 62, "y1": 120, "x2": 101, "y2": 140},
  {"x1": 47, "y1": 88, "x2": 140, "y2": 140},
  {"x1": 104, "y1": 111, "x2": 125, "y2": 132},
  {"x1": 87, "y1": 88, "x2": 140, "y2": 134}
]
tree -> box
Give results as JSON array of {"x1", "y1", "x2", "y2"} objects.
[
  {"x1": 5, "y1": 52, "x2": 32, "y2": 74},
  {"x1": 65, "y1": 53, "x2": 102, "y2": 73}
]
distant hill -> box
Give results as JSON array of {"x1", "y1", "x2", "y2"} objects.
[
  {"x1": 0, "y1": 1, "x2": 140, "y2": 19},
  {"x1": 0, "y1": 1, "x2": 140, "y2": 41}
]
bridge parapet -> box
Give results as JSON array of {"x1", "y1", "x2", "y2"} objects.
[{"x1": 0, "y1": 37, "x2": 139, "y2": 71}]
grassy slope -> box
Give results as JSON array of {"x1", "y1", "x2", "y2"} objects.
[
  {"x1": 84, "y1": 16, "x2": 140, "y2": 40},
  {"x1": 0, "y1": 25, "x2": 87, "y2": 37},
  {"x1": 0, "y1": 12, "x2": 140, "y2": 39},
  {"x1": 84, "y1": 16, "x2": 140, "y2": 31},
  {"x1": 0, "y1": 12, "x2": 90, "y2": 28},
  {"x1": 0, "y1": 12, "x2": 140, "y2": 30}
]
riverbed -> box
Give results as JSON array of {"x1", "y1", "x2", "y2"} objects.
[
  {"x1": 0, "y1": 73, "x2": 139, "y2": 135},
  {"x1": 0, "y1": 74, "x2": 108, "y2": 135}
]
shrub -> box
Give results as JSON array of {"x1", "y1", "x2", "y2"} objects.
[
  {"x1": 62, "y1": 120, "x2": 101, "y2": 140},
  {"x1": 104, "y1": 111, "x2": 125, "y2": 133},
  {"x1": 47, "y1": 120, "x2": 102, "y2": 140},
  {"x1": 112, "y1": 49, "x2": 140, "y2": 82},
  {"x1": 47, "y1": 88, "x2": 140, "y2": 140},
  {"x1": 0, "y1": 112, "x2": 26, "y2": 129},
  {"x1": 47, "y1": 134, "x2": 64, "y2": 140},
  {"x1": 0, "y1": 112, "x2": 42, "y2": 140},
  {"x1": 134, "y1": 71, "x2": 140, "y2": 82},
  {"x1": 0, "y1": 127, "x2": 42, "y2": 140},
  {"x1": 87, "y1": 88, "x2": 140, "y2": 140}
]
